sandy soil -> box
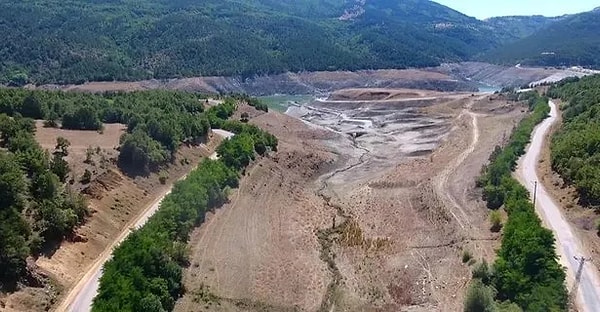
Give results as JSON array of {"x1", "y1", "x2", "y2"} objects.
[
  {"x1": 175, "y1": 111, "x2": 338, "y2": 312},
  {"x1": 175, "y1": 92, "x2": 526, "y2": 311},
  {"x1": 2, "y1": 126, "x2": 223, "y2": 312}
]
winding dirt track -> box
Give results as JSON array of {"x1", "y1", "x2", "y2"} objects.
[{"x1": 433, "y1": 108, "x2": 480, "y2": 231}]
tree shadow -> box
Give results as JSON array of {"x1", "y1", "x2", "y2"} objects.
[{"x1": 117, "y1": 159, "x2": 151, "y2": 179}]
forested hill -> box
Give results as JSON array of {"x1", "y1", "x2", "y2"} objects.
[
  {"x1": 482, "y1": 10, "x2": 600, "y2": 68},
  {"x1": 548, "y1": 75, "x2": 600, "y2": 206},
  {"x1": 483, "y1": 15, "x2": 563, "y2": 42},
  {"x1": 0, "y1": 0, "x2": 541, "y2": 85}
]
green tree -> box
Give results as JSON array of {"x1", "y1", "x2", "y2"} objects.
[
  {"x1": 0, "y1": 152, "x2": 27, "y2": 209},
  {"x1": 20, "y1": 94, "x2": 46, "y2": 119},
  {"x1": 31, "y1": 171, "x2": 60, "y2": 199},
  {"x1": 51, "y1": 153, "x2": 70, "y2": 183},
  {"x1": 62, "y1": 106, "x2": 102, "y2": 130},
  {"x1": 119, "y1": 130, "x2": 169, "y2": 173},
  {"x1": 472, "y1": 260, "x2": 491, "y2": 284},
  {"x1": 55, "y1": 137, "x2": 71, "y2": 157},
  {"x1": 81, "y1": 169, "x2": 92, "y2": 184},
  {"x1": 216, "y1": 133, "x2": 255, "y2": 169}
]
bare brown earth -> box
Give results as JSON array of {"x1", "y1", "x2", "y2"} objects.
[
  {"x1": 536, "y1": 101, "x2": 600, "y2": 277},
  {"x1": 328, "y1": 88, "x2": 450, "y2": 101},
  {"x1": 33, "y1": 63, "x2": 583, "y2": 96},
  {"x1": 34, "y1": 69, "x2": 475, "y2": 95},
  {"x1": 175, "y1": 92, "x2": 526, "y2": 311},
  {"x1": 1, "y1": 126, "x2": 223, "y2": 312}
]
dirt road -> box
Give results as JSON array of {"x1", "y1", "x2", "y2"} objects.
[
  {"x1": 58, "y1": 185, "x2": 177, "y2": 312},
  {"x1": 57, "y1": 130, "x2": 234, "y2": 312},
  {"x1": 433, "y1": 109, "x2": 479, "y2": 230},
  {"x1": 516, "y1": 100, "x2": 600, "y2": 311}
]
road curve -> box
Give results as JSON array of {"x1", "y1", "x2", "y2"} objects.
[
  {"x1": 515, "y1": 100, "x2": 600, "y2": 311},
  {"x1": 58, "y1": 129, "x2": 235, "y2": 312}
]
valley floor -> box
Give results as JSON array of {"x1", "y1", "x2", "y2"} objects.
[{"x1": 174, "y1": 91, "x2": 525, "y2": 311}]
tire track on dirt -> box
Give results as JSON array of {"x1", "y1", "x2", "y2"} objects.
[
  {"x1": 207, "y1": 162, "x2": 261, "y2": 293},
  {"x1": 432, "y1": 109, "x2": 480, "y2": 231}
]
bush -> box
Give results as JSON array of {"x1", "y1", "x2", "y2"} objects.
[
  {"x1": 158, "y1": 172, "x2": 168, "y2": 185},
  {"x1": 43, "y1": 119, "x2": 58, "y2": 128},
  {"x1": 81, "y1": 169, "x2": 92, "y2": 184},
  {"x1": 240, "y1": 112, "x2": 249, "y2": 123},
  {"x1": 462, "y1": 250, "x2": 473, "y2": 263},
  {"x1": 464, "y1": 280, "x2": 495, "y2": 312},
  {"x1": 472, "y1": 260, "x2": 491, "y2": 284},
  {"x1": 489, "y1": 210, "x2": 503, "y2": 232}
]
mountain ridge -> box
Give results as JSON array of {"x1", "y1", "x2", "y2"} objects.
[
  {"x1": 0, "y1": 0, "x2": 554, "y2": 86},
  {"x1": 0, "y1": 0, "x2": 594, "y2": 85},
  {"x1": 482, "y1": 9, "x2": 600, "y2": 68}
]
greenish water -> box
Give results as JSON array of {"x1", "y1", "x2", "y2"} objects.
[
  {"x1": 478, "y1": 84, "x2": 501, "y2": 93},
  {"x1": 257, "y1": 94, "x2": 315, "y2": 112}
]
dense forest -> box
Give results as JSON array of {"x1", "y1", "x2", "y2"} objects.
[
  {"x1": 0, "y1": 0, "x2": 550, "y2": 85},
  {"x1": 470, "y1": 93, "x2": 568, "y2": 311},
  {"x1": 92, "y1": 102, "x2": 277, "y2": 311},
  {"x1": 483, "y1": 15, "x2": 562, "y2": 41},
  {"x1": 483, "y1": 9, "x2": 600, "y2": 68},
  {"x1": 0, "y1": 114, "x2": 88, "y2": 289},
  {"x1": 548, "y1": 75, "x2": 600, "y2": 206}
]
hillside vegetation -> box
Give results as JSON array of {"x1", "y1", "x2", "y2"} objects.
[
  {"x1": 92, "y1": 102, "x2": 277, "y2": 311},
  {"x1": 548, "y1": 75, "x2": 600, "y2": 206},
  {"x1": 0, "y1": 88, "x2": 274, "y2": 292},
  {"x1": 0, "y1": 0, "x2": 544, "y2": 85},
  {"x1": 0, "y1": 114, "x2": 88, "y2": 289},
  {"x1": 484, "y1": 15, "x2": 562, "y2": 41},
  {"x1": 483, "y1": 10, "x2": 600, "y2": 68},
  {"x1": 473, "y1": 93, "x2": 568, "y2": 311}
]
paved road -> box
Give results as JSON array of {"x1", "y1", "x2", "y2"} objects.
[
  {"x1": 59, "y1": 129, "x2": 234, "y2": 312},
  {"x1": 516, "y1": 100, "x2": 600, "y2": 311}
]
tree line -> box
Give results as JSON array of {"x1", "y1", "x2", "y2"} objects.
[
  {"x1": 469, "y1": 93, "x2": 568, "y2": 311},
  {"x1": 92, "y1": 103, "x2": 277, "y2": 311},
  {"x1": 547, "y1": 75, "x2": 600, "y2": 206},
  {"x1": 0, "y1": 114, "x2": 87, "y2": 289},
  {"x1": 0, "y1": 89, "x2": 215, "y2": 174}
]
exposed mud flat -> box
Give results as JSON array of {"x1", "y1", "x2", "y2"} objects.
[
  {"x1": 33, "y1": 62, "x2": 593, "y2": 97},
  {"x1": 437, "y1": 62, "x2": 593, "y2": 87},
  {"x1": 36, "y1": 69, "x2": 476, "y2": 95},
  {"x1": 286, "y1": 96, "x2": 454, "y2": 190}
]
